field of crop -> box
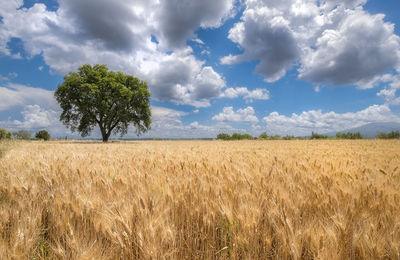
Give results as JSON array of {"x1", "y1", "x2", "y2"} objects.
[{"x1": 0, "y1": 140, "x2": 399, "y2": 259}]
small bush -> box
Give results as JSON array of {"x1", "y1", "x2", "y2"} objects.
[
  {"x1": 258, "y1": 132, "x2": 268, "y2": 139},
  {"x1": 217, "y1": 133, "x2": 232, "y2": 140},
  {"x1": 217, "y1": 133, "x2": 253, "y2": 140},
  {"x1": 258, "y1": 132, "x2": 281, "y2": 140},
  {"x1": 35, "y1": 130, "x2": 51, "y2": 141},
  {"x1": 310, "y1": 132, "x2": 328, "y2": 139},
  {"x1": 0, "y1": 128, "x2": 11, "y2": 140},
  {"x1": 282, "y1": 135, "x2": 295, "y2": 140}
]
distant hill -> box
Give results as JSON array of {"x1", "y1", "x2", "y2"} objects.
[{"x1": 325, "y1": 122, "x2": 400, "y2": 138}]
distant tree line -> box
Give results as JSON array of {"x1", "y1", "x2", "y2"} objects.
[
  {"x1": 0, "y1": 128, "x2": 51, "y2": 141},
  {"x1": 335, "y1": 132, "x2": 363, "y2": 139},
  {"x1": 217, "y1": 130, "x2": 400, "y2": 140},
  {"x1": 310, "y1": 132, "x2": 328, "y2": 139},
  {"x1": 217, "y1": 133, "x2": 254, "y2": 140},
  {"x1": 376, "y1": 130, "x2": 400, "y2": 139},
  {"x1": 12, "y1": 130, "x2": 32, "y2": 140},
  {"x1": 217, "y1": 132, "x2": 302, "y2": 140},
  {"x1": 259, "y1": 132, "x2": 298, "y2": 140}
]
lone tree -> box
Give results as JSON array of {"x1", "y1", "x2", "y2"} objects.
[
  {"x1": 35, "y1": 130, "x2": 50, "y2": 141},
  {"x1": 55, "y1": 64, "x2": 151, "y2": 142}
]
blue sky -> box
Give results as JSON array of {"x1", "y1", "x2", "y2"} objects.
[{"x1": 1, "y1": 0, "x2": 400, "y2": 138}]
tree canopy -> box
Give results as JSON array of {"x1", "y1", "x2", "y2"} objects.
[
  {"x1": 35, "y1": 130, "x2": 51, "y2": 141},
  {"x1": 55, "y1": 64, "x2": 151, "y2": 142}
]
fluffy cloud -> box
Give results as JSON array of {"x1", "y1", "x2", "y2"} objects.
[
  {"x1": 262, "y1": 104, "x2": 400, "y2": 136},
  {"x1": 0, "y1": 0, "x2": 236, "y2": 107},
  {"x1": 0, "y1": 104, "x2": 70, "y2": 137},
  {"x1": 212, "y1": 106, "x2": 259, "y2": 123},
  {"x1": 222, "y1": 0, "x2": 400, "y2": 86},
  {"x1": 0, "y1": 83, "x2": 57, "y2": 111},
  {"x1": 221, "y1": 87, "x2": 270, "y2": 101},
  {"x1": 0, "y1": 82, "x2": 68, "y2": 136},
  {"x1": 15, "y1": 105, "x2": 59, "y2": 129},
  {"x1": 370, "y1": 72, "x2": 400, "y2": 105},
  {"x1": 150, "y1": 106, "x2": 188, "y2": 129},
  {"x1": 157, "y1": 0, "x2": 236, "y2": 49},
  {"x1": 377, "y1": 88, "x2": 400, "y2": 106},
  {"x1": 144, "y1": 49, "x2": 226, "y2": 107},
  {"x1": 192, "y1": 66, "x2": 226, "y2": 99},
  {"x1": 222, "y1": 5, "x2": 300, "y2": 82},
  {"x1": 299, "y1": 9, "x2": 400, "y2": 87},
  {"x1": 57, "y1": 0, "x2": 155, "y2": 51}
]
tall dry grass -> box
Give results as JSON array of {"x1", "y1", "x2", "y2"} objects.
[{"x1": 0, "y1": 140, "x2": 399, "y2": 259}]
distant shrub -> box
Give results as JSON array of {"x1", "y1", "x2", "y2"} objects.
[
  {"x1": 376, "y1": 131, "x2": 400, "y2": 139},
  {"x1": 217, "y1": 133, "x2": 231, "y2": 140},
  {"x1": 12, "y1": 130, "x2": 31, "y2": 140},
  {"x1": 282, "y1": 135, "x2": 295, "y2": 140},
  {"x1": 217, "y1": 133, "x2": 253, "y2": 140},
  {"x1": 258, "y1": 132, "x2": 268, "y2": 139},
  {"x1": 35, "y1": 130, "x2": 51, "y2": 141},
  {"x1": 310, "y1": 132, "x2": 328, "y2": 139},
  {"x1": 269, "y1": 134, "x2": 281, "y2": 140},
  {"x1": 336, "y1": 132, "x2": 363, "y2": 139},
  {"x1": 258, "y1": 132, "x2": 281, "y2": 140},
  {"x1": 0, "y1": 128, "x2": 11, "y2": 140},
  {"x1": 232, "y1": 133, "x2": 253, "y2": 140}
]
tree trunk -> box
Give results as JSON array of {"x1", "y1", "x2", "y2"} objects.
[
  {"x1": 99, "y1": 125, "x2": 109, "y2": 142},
  {"x1": 99, "y1": 122, "x2": 114, "y2": 142},
  {"x1": 102, "y1": 130, "x2": 112, "y2": 142}
]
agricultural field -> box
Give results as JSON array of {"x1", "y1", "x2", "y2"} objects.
[{"x1": 0, "y1": 140, "x2": 400, "y2": 259}]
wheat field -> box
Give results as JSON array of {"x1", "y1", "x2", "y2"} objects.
[{"x1": 0, "y1": 140, "x2": 399, "y2": 259}]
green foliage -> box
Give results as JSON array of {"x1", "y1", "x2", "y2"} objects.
[
  {"x1": 0, "y1": 128, "x2": 11, "y2": 139},
  {"x1": 259, "y1": 132, "x2": 291, "y2": 140},
  {"x1": 54, "y1": 64, "x2": 151, "y2": 142},
  {"x1": 12, "y1": 130, "x2": 31, "y2": 140},
  {"x1": 282, "y1": 135, "x2": 295, "y2": 140},
  {"x1": 336, "y1": 132, "x2": 363, "y2": 139},
  {"x1": 269, "y1": 134, "x2": 281, "y2": 140},
  {"x1": 232, "y1": 133, "x2": 253, "y2": 140},
  {"x1": 217, "y1": 133, "x2": 253, "y2": 140},
  {"x1": 310, "y1": 132, "x2": 328, "y2": 139},
  {"x1": 258, "y1": 132, "x2": 268, "y2": 139},
  {"x1": 217, "y1": 133, "x2": 231, "y2": 140},
  {"x1": 35, "y1": 130, "x2": 51, "y2": 141},
  {"x1": 376, "y1": 130, "x2": 400, "y2": 139},
  {"x1": 258, "y1": 132, "x2": 279, "y2": 139}
]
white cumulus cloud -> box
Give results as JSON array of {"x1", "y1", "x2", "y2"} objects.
[
  {"x1": 222, "y1": 0, "x2": 400, "y2": 87},
  {"x1": 299, "y1": 9, "x2": 400, "y2": 87},
  {"x1": 262, "y1": 104, "x2": 400, "y2": 136},
  {"x1": 212, "y1": 106, "x2": 259, "y2": 123},
  {"x1": 221, "y1": 87, "x2": 270, "y2": 102},
  {"x1": 0, "y1": 83, "x2": 57, "y2": 111}
]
